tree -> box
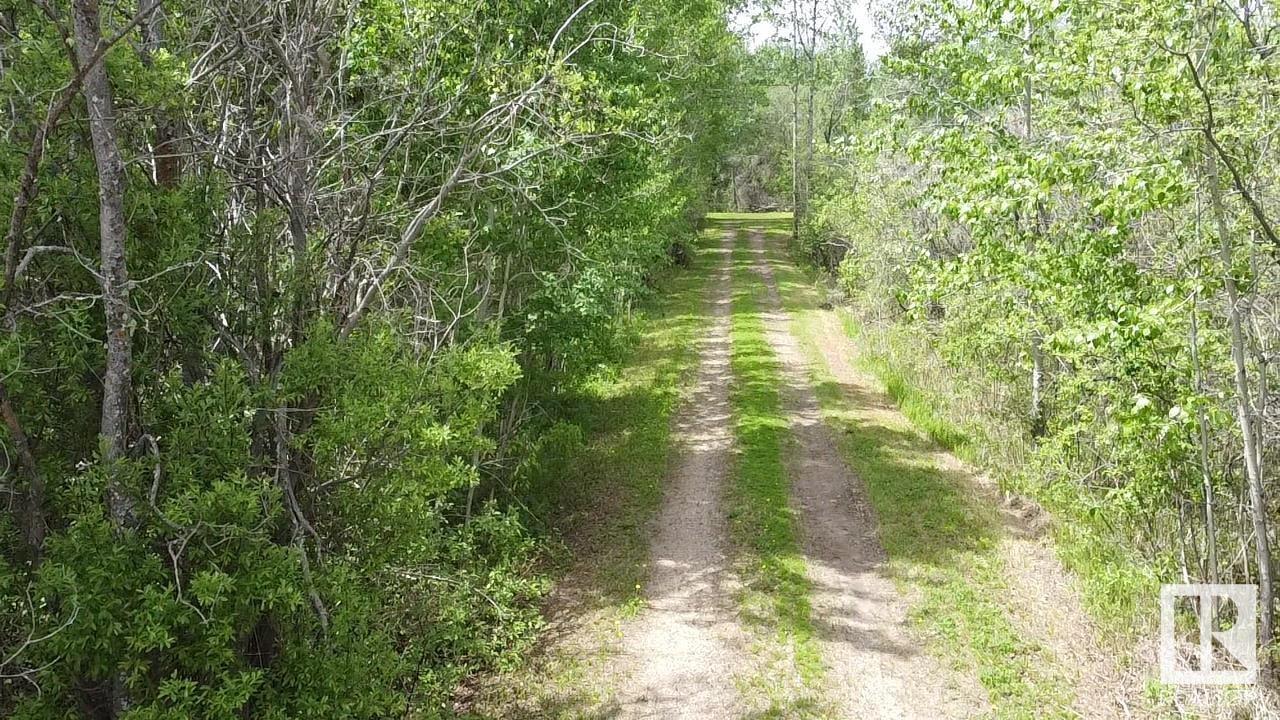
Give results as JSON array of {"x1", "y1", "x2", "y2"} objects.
[
  {"x1": 797, "y1": 0, "x2": 1280, "y2": 681},
  {"x1": 0, "y1": 0, "x2": 749, "y2": 715}
]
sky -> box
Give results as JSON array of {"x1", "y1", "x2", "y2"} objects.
[{"x1": 731, "y1": 0, "x2": 888, "y2": 62}]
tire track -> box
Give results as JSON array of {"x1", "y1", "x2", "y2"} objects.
[
  {"x1": 610, "y1": 226, "x2": 754, "y2": 719},
  {"x1": 745, "y1": 228, "x2": 986, "y2": 719}
]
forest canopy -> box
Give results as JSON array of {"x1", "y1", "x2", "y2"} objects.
[
  {"x1": 0, "y1": 0, "x2": 746, "y2": 716},
  {"x1": 4, "y1": 0, "x2": 1280, "y2": 716}
]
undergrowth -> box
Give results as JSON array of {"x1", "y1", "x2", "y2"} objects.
[
  {"x1": 830, "y1": 313, "x2": 1159, "y2": 642},
  {"x1": 526, "y1": 247, "x2": 712, "y2": 611}
]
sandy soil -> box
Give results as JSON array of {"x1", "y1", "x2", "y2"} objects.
[
  {"x1": 746, "y1": 230, "x2": 988, "y2": 719},
  {"x1": 604, "y1": 226, "x2": 756, "y2": 719}
]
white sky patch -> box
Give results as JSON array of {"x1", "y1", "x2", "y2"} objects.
[{"x1": 731, "y1": 0, "x2": 887, "y2": 62}]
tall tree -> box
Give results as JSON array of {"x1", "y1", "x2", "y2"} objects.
[{"x1": 72, "y1": 0, "x2": 134, "y2": 521}]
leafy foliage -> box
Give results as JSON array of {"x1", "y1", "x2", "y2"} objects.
[
  {"x1": 791, "y1": 0, "x2": 1280, "y2": 662},
  {"x1": 0, "y1": 0, "x2": 746, "y2": 716}
]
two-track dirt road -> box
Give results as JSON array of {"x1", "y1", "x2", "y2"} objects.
[{"x1": 477, "y1": 215, "x2": 1138, "y2": 720}]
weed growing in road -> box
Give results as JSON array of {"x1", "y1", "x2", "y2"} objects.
[{"x1": 712, "y1": 216, "x2": 830, "y2": 717}]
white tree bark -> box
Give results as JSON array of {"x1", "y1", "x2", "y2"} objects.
[{"x1": 1205, "y1": 147, "x2": 1274, "y2": 643}]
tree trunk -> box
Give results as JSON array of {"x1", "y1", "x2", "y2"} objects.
[
  {"x1": 74, "y1": 3, "x2": 136, "y2": 714},
  {"x1": 0, "y1": 381, "x2": 44, "y2": 560},
  {"x1": 74, "y1": 0, "x2": 133, "y2": 469},
  {"x1": 1024, "y1": 338, "x2": 1044, "y2": 438},
  {"x1": 789, "y1": 0, "x2": 800, "y2": 237},
  {"x1": 802, "y1": 0, "x2": 817, "y2": 223},
  {"x1": 1189, "y1": 296, "x2": 1219, "y2": 586},
  {"x1": 138, "y1": 0, "x2": 180, "y2": 188},
  {"x1": 1022, "y1": 11, "x2": 1047, "y2": 440},
  {"x1": 1205, "y1": 146, "x2": 1274, "y2": 646}
]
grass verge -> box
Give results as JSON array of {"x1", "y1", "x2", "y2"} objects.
[
  {"x1": 467, "y1": 228, "x2": 717, "y2": 715},
  {"x1": 829, "y1": 311, "x2": 1157, "y2": 640},
  {"x1": 748, "y1": 217, "x2": 1076, "y2": 719}
]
